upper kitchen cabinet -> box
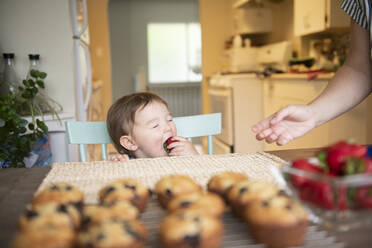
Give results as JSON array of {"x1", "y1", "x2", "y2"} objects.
[
  {"x1": 294, "y1": 0, "x2": 349, "y2": 36},
  {"x1": 232, "y1": 0, "x2": 272, "y2": 34}
]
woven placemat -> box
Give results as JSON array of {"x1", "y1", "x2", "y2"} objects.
[
  {"x1": 37, "y1": 152, "x2": 286, "y2": 204},
  {"x1": 36, "y1": 152, "x2": 344, "y2": 248}
]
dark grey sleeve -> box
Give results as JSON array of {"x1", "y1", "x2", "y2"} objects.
[{"x1": 341, "y1": 0, "x2": 369, "y2": 29}]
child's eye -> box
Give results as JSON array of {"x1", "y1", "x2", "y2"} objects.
[
  {"x1": 168, "y1": 118, "x2": 173, "y2": 122},
  {"x1": 152, "y1": 124, "x2": 159, "y2": 129}
]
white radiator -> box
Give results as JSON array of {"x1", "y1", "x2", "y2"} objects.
[{"x1": 148, "y1": 83, "x2": 201, "y2": 117}]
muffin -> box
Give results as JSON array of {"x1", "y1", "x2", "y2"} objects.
[
  {"x1": 155, "y1": 175, "x2": 202, "y2": 208},
  {"x1": 98, "y1": 178, "x2": 149, "y2": 213},
  {"x1": 18, "y1": 202, "x2": 81, "y2": 231},
  {"x1": 167, "y1": 192, "x2": 225, "y2": 218},
  {"x1": 227, "y1": 180, "x2": 282, "y2": 216},
  {"x1": 159, "y1": 211, "x2": 223, "y2": 248},
  {"x1": 31, "y1": 182, "x2": 84, "y2": 210},
  {"x1": 78, "y1": 219, "x2": 147, "y2": 248},
  {"x1": 12, "y1": 225, "x2": 76, "y2": 248},
  {"x1": 207, "y1": 172, "x2": 248, "y2": 201},
  {"x1": 82, "y1": 201, "x2": 139, "y2": 228},
  {"x1": 243, "y1": 195, "x2": 308, "y2": 248}
]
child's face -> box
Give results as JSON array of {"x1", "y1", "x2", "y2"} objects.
[{"x1": 131, "y1": 101, "x2": 177, "y2": 158}]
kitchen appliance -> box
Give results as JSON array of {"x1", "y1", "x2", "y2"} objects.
[
  {"x1": 209, "y1": 73, "x2": 263, "y2": 154},
  {"x1": 226, "y1": 47, "x2": 259, "y2": 73},
  {"x1": 70, "y1": 0, "x2": 92, "y2": 122},
  {"x1": 209, "y1": 41, "x2": 292, "y2": 154},
  {"x1": 257, "y1": 41, "x2": 292, "y2": 72}
]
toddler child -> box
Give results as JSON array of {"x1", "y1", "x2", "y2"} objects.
[{"x1": 107, "y1": 92, "x2": 199, "y2": 161}]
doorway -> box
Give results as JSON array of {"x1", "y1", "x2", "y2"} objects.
[{"x1": 108, "y1": 0, "x2": 202, "y2": 117}]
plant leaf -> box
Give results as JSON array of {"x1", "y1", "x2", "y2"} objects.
[
  {"x1": 36, "y1": 119, "x2": 48, "y2": 133},
  {"x1": 19, "y1": 119, "x2": 28, "y2": 127},
  {"x1": 30, "y1": 69, "x2": 39, "y2": 78},
  {"x1": 36, "y1": 80, "x2": 45, "y2": 89},
  {"x1": 39, "y1": 72, "x2": 47, "y2": 79},
  {"x1": 28, "y1": 79, "x2": 35, "y2": 87},
  {"x1": 28, "y1": 123, "x2": 34, "y2": 130}
]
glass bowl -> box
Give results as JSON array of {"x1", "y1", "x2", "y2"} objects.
[{"x1": 272, "y1": 162, "x2": 372, "y2": 232}]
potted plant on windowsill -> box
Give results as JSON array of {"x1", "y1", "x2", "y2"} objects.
[{"x1": 0, "y1": 70, "x2": 62, "y2": 168}]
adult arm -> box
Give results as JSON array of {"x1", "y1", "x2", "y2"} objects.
[
  {"x1": 310, "y1": 19, "x2": 372, "y2": 126},
  {"x1": 252, "y1": 20, "x2": 372, "y2": 145}
]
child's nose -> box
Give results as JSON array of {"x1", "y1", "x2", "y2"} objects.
[{"x1": 164, "y1": 122, "x2": 172, "y2": 132}]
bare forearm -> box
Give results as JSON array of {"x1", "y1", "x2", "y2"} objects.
[
  {"x1": 310, "y1": 64, "x2": 372, "y2": 126},
  {"x1": 308, "y1": 20, "x2": 372, "y2": 126}
]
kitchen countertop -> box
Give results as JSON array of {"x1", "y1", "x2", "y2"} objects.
[
  {"x1": 269, "y1": 72, "x2": 335, "y2": 80},
  {"x1": 212, "y1": 72, "x2": 335, "y2": 80}
]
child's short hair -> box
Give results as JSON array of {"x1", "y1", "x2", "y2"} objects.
[{"x1": 107, "y1": 92, "x2": 168, "y2": 155}]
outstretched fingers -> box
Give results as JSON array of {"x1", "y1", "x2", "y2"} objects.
[
  {"x1": 270, "y1": 105, "x2": 294, "y2": 125},
  {"x1": 256, "y1": 128, "x2": 273, "y2": 140},
  {"x1": 252, "y1": 116, "x2": 273, "y2": 133},
  {"x1": 277, "y1": 133, "x2": 292, "y2": 146}
]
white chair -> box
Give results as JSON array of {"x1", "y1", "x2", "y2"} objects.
[{"x1": 65, "y1": 113, "x2": 221, "y2": 162}]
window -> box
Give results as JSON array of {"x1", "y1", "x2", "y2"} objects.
[{"x1": 147, "y1": 23, "x2": 202, "y2": 84}]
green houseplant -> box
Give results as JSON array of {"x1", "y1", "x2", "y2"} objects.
[{"x1": 0, "y1": 70, "x2": 61, "y2": 168}]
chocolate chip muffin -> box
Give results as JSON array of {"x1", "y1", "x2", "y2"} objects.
[
  {"x1": 167, "y1": 192, "x2": 225, "y2": 218},
  {"x1": 82, "y1": 201, "x2": 139, "y2": 228},
  {"x1": 159, "y1": 211, "x2": 223, "y2": 248},
  {"x1": 243, "y1": 195, "x2": 308, "y2": 248},
  {"x1": 98, "y1": 178, "x2": 149, "y2": 213},
  {"x1": 227, "y1": 180, "x2": 282, "y2": 216},
  {"x1": 78, "y1": 219, "x2": 147, "y2": 248},
  {"x1": 18, "y1": 202, "x2": 81, "y2": 231},
  {"x1": 31, "y1": 182, "x2": 84, "y2": 210},
  {"x1": 12, "y1": 224, "x2": 76, "y2": 248},
  {"x1": 207, "y1": 172, "x2": 248, "y2": 201},
  {"x1": 155, "y1": 175, "x2": 202, "y2": 209}
]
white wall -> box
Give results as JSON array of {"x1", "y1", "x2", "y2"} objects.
[{"x1": 0, "y1": 0, "x2": 75, "y2": 114}]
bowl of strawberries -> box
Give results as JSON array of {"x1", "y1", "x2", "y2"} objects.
[{"x1": 279, "y1": 140, "x2": 372, "y2": 231}]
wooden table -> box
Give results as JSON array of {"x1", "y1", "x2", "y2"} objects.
[
  {"x1": 0, "y1": 148, "x2": 371, "y2": 248},
  {"x1": 0, "y1": 166, "x2": 51, "y2": 248}
]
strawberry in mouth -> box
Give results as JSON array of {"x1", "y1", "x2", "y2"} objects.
[{"x1": 163, "y1": 137, "x2": 177, "y2": 154}]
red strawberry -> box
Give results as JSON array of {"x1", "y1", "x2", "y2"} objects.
[
  {"x1": 362, "y1": 157, "x2": 372, "y2": 174},
  {"x1": 355, "y1": 187, "x2": 372, "y2": 209},
  {"x1": 163, "y1": 137, "x2": 177, "y2": 153},
  {"x1": 300, "y1": 182, "x2": 346, "y2": 210},
  {"x1": 343, "y1": 157, "x2": 372, "y2": 175},
  {"x1": 299, "y1": 186, "x2": 319, "y2": 206},
  {"x1": 317, "y1": 183, "x2": 347, "y2": 210},
  {"x1": 291, "y1": 159, "x2": 321, "y2": 187},
  {"x1": 326, "y1": 141, "x2": 367, "y2": 175}
]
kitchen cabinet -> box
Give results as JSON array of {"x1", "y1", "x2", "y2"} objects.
[
  {"x1": 262, "y1": 75, "x2": 368, "y2": 151},
  {"x1": 232, "y1": 0, "x2": 251, "y2": 9},
  {"x1": 233, "y1": 7, "x2": 272, "y2": 34},
  {"x1": 210, "y1": 73, "x2": 369, "y2": 154},
  {"x1": 262, "y1": 76, "x2": 330, "y2": 151},
  {"x1": 294, "y1": 0, "x2": 349, "y2": 36},
  {"x1": 232, "y1": 0, "x2": 272, "y2": 34}
]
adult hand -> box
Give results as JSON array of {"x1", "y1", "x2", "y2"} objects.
[
  {"x1": 167, "y1": 136, "x2": 199, "y2": 156},
  {"x1": 251, "y1": 105, "x2": 317, "y2": 145},
  {"x1": 110, "y1": 153, "x2": 130, "y2": 162}
]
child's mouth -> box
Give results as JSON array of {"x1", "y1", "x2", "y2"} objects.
[{"x1": 163, "y1": 137, "x2": 175, "y2": 153}]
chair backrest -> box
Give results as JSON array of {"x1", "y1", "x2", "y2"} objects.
[
  {"x1": 173, "y1": 113, "x2": 221, "y2": 155},
  {"x1": 65, "y1": 112, "x2": 221, "y2": 162},
  {"x1": 65, "y1": 121, "x2": 111, "y2": 162}
]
